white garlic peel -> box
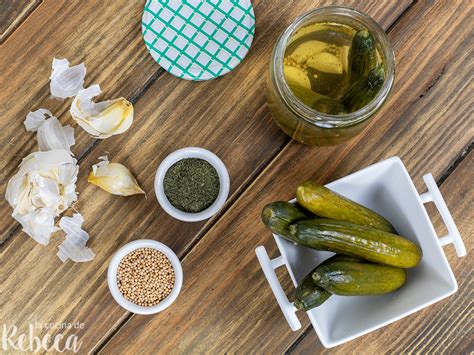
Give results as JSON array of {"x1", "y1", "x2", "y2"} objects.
[
  {"x1": 24, "y1": 108, "x2": 54, "y2": 131},
  {"x1": 57, "y1": 213, "x2": 95, "y2": 262},
  {"x1": 24, "y1": 109, "x2": 75, "y2": 153},
  {"x1": 50, "y1": 58, "x2": 86, "y2": 99},
  {"x1": 70, "y1": 85, "x2": 133, "y2": 139},
  {"x1": 6, "y1": 149, "x2": 79, "y2": 245},
  {"x1": 88, "y1": 156, "x2": 145, "y2": 196}
]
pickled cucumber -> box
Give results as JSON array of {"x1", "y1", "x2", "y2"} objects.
[
  {"x1": 313, "y1": 96, "x2": 347, "y2": 114},
  {"x1": 296, "y1": 182, "x2": 395, "y2": 232},
  {"x1": 289, "y1": 219, "x2": 422, "y2": 268},
  {"x1": 349, "y1": 30, "x2": 378, "y2": 82},
  {"x1": 342, "y1": 66, "x2": 385, "y2": 111},
  {"x1": 293, "y1": 267, "x2": 331, "y2": 311},
  {"x1": 261, "y1": 201, "x2": 308, "y2": 238},
  {"x1": 288, "y1": 84, "x2": 347, "y2": 114},
  {"x1": 290, "y1": 40, "x2": 328, "y2": 64},
  {"x1": 312, "y1": 259, "x2": 407, "y2": 295},
  {"x1": 307, "y1": 52, "x2": 343, "y2": 74}
]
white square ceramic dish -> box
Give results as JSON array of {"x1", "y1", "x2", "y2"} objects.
[{"x1": 256, "y1": 157, "x2": 466, "y2": 348}]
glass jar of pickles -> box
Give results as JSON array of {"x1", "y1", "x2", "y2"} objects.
[{"x1": 267, "y1": 6, "x2": 395, "y2": 146}]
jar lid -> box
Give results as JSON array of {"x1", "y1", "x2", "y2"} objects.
[{"x1": 142, "y1": 0, "x2": 255, "y2": 81}]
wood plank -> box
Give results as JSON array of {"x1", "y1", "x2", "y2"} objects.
[
  {"x1": 100, "y1": 0, "x2": 473, "y2": 353},
  {"x1": 288, "y1": 151, "x2": 473, "y2": 354},
  {"x1": 0, "y1": 0, "x2": 41, "y2": 43},
  {"x1": 0, "y1": 0, "x2": 162, "y2": 242},
  {"x1": 0, "y1": 1, "x2": 411, "y2": 353}
]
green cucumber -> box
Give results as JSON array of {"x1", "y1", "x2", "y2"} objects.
[
  {"x1": 312, "y1": 259, "x2": 406, "y2": 295},
  {"x1": 342, "y1": 66, "x2": 385, "y2": 112},
  {"x1": 288, "y1": 83, "x2": 347, "y2": 114},
  {"x1": 349, "y1": 30, "x2": 378, "y2": 83},
  {"x1": 293, "y1": 267, "x2": 331, "y2": 311},
  {"x1": 296, "y1": 182, "x2": 395, "y2": 233},
  {"x1": 261, "y1": 201, "x2": 308, "y2": 238},
  {"x1": 288, "y1": 219, "x2": 422, "y2": 268}
]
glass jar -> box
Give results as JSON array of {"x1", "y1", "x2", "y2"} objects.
[{"x1": 267, "y1": 6, "x2": 395, "y2": 146}]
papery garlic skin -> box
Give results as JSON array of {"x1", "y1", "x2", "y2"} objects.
[
  {"x1": 70, "y1": 85, "x2": 133, "y2": 139},
  {"x1": 58, "y1": 213, "x2": 95, "y2": 263},
  {"x1": 88, "y1": 156, "x2": 145, "y2": 196},
  {"x1": 50, "y1": 58, "x2": 86, "y2": 99},
  {"x1": 24, "y1": 109, "x2": 75, "y2": 153},
  {"x1": 6, "y1": 149, "x2": 79, "y2": 245},
  {"x1": 24, "y1": 108, "x2": 54, "y2": 130}
]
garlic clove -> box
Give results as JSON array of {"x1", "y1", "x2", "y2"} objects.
[
  {"x1": 50, "y1": 58, "x2": 86, "y2": 99},
  {"x1": 88, "y1": 156, "x2": 145, "y2": 196},
  {"x1": 284, "y1": 66, "x2": 311, "y2": 90},
  {"x1": 70, "y1": 85, "x2": 133, "y2": 139},
  {"x1": 24, "y1": 109, "x2": 75, "y2": 153},
  {"x1": 6, "y1": 149, "x2": 79, "y2": 244},
  {"x1": 58, "y1": 213, "x2": 95, "y2": 263},
  {"x1": 91, "y1": 155, "x2": 109, "y2": 175},
  {"x1": 75, "y1": 99, "x2": 133, "y2": 137}
]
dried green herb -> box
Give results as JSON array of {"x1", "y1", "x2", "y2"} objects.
[{"x1": 163, "y1": 158, "x2": 220, "y2": 213}]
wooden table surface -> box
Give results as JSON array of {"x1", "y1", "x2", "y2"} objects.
[{"x1": 1, "y1": 0, "x2": 472, "y2": 353}]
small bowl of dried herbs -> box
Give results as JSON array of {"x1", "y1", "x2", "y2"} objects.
[
  {"x1": 154, "y1": 147, "x2": 230, "y2": 222},
  {"x1": 107, "y1": 239, "x2": 183, "y2": 315}
]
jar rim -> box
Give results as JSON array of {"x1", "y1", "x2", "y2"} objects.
[{"x1": 273, "y1": 6, "x2": 395, "y2": 128}]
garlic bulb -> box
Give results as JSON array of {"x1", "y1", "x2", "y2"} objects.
[
  {"x1": 88, "y1": 156, "x2": 145, "y2": 196},
  {"x1": 50, "y1": 58, "x2": 86, "y2": 99},
  {"x1": 58, "y1": 214, "x2": 95, "y2": 262},
  {"x1": 70, "y1": 85, "x2": 133, "y2": 139},
  {"x1": 6, "y1": 149, "x2": 79, "y2": 245},
  {"x1": 24, "y1": 109, "x2": 75, "y2": 153}
]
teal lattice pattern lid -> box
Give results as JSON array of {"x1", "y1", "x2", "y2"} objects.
[{"x1": 142, "y1": 0, "x2": 255, "y2": 81}]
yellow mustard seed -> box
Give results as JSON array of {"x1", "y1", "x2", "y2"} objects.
[{"x1": 117, "y1": 248, "x2": 175, "y2": 306}]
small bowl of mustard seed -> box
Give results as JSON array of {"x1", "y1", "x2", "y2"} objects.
[
  {"x1": 107, "y1": 239, "x2": 183, "y2": 314},
  {"x1": 154, "y1": 147, "x2": 230, "y2": 222}
]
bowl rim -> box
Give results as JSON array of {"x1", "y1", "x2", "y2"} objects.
[
  {"x1": 154, "y1": 147, "x2": 230, "y2": 222},
  {"x1": 107, "y1": 239, "x2": 183, "y2": 315}
]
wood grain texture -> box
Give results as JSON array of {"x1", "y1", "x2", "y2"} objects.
[
  {"x1": 288, "y1": 151, "x2": 473, "y2": 354},
  {"x1": 0, "y1": 1, "x2": 412, "y2": 354},
  {"x1": 0, "y1": 0, "x2": 161, "y2": 243},
  {"x1": 0, "y1": 0, "x2": 41, "y2": 43},
  {"x1": 101, "y1": 0, "x2": 472, "y2": 353}
]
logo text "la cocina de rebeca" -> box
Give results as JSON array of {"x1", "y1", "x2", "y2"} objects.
[{"x1": 2, "y1": 321, "x2": 83, "y2": 353}]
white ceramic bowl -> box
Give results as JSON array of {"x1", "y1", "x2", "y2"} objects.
[
  {"x1": 154, "y1": 147, "x2": 230, "y2": 222},
  {"x1": 256, "y1": 157, "x2": 466, "y2": 348},
  {"x1": 107, "y1": 239, "x2": 183, "y2": 315}
]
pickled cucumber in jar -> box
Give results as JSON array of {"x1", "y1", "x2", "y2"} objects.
[{"x1": 283, "y1": 22, "x2": 385, "y2": 114}]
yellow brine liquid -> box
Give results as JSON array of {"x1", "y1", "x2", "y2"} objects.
[{"x1": 283, "y1": 22, "x2": 385, "y2": 115}]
